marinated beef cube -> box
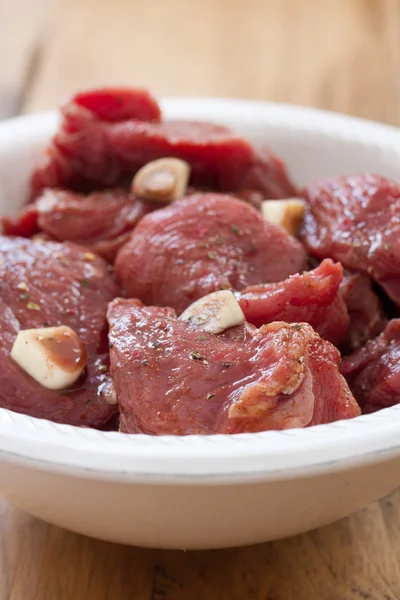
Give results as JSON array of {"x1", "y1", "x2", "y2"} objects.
[
  {"x1": 340, "y1": 271, "x2": 388, "y2": 352},
  {"x1": 30, "y1": 87, "x2": 296, "y2": 199},
  {"x1": 107, "y1": 299, "x2": 360, "y2": 435},
  {"x1": 238, "y1": 259, "x2": 349, "y2": 346},
  {"x1": 3, "y1": 188, "x2": 154, "y2": 262},
  {"x1": 341, "y1": 319, "x2": 400, "y2": 414},
  {"x1": 115, "y1": 194, "x2": 307, "y2": 314},
  {"x1": 0, "y1": 236, "x2": 119, "y2": 426},
  {"x1": 301, "y1": 174, "x2": 400, "y2": 308}
]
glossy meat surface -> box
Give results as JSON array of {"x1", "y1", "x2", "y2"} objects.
[
  {"x1": 341, "y1": 319, "x2": 400, "y2": 414},
  {"x1": 238, "y1": 259, "x2": 349, "y2": 346},
  {"x1": 115, "y1": 194, "x2": 307, "y2": 314},
  {"x1": 107, "y1": 299, "x2": 360, "y2": 435},
  {"x1": 301, "y1": 174, "x2": 400, "y2": 307},
  {"x1": 30, "y1": 88, "x2": 296, "y2": 199},
  {"x1": 0, "y1": 236, "x2": 119, "y2": 426}
]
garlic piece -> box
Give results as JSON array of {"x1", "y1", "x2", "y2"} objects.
[
  {"x1": 180, "y1": 290, "x2": 245, "y2": 335},
  {"x1": 98, "y1": 379, "x2": 117, "y2": 404},
  {"x1": 132, "y1": 158, "x2": 190, "y2": 203},
  {"x1": 11, "y1": 325, "x2": 87, "y2": 390},
  {"x1": 261, "y1": 198, "x2": 305, "y2": 236}
]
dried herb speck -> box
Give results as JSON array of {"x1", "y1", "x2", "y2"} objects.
[{"x1": 191, "y1": 350, "x2": 206, "y2": 361}]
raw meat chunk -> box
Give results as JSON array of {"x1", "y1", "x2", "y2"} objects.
[
  {"x1": 3, "y1": 188, "x2": 155, "y2": 262},
  {"x1": 107, "y1": 299, "x2": 360, "y2": 435},
  {"x1": 37, "y1": 188, "x2": 152, "y2": 261},
  {"x1": 115, "y1": 193, "x2": 307, "y2": 314},
  {"x1": 340, "y1": 271, "x2": 387, "y2": 352},
  {"x1": 0, "y1": 236, "x2": 119, "y2": 426},
  {"x1": 301, "y1": 174, "x2": 400, "y2": 307},
  {"x1": 30, "y1": 87, "x2": 296, "y2": 199},
  {"x1": 71, "y1": 87, "x2": 162, "y2": 122},
  {"x1": 238, "y1": 259, "x2": 349, "y2": 346},
  {"x1": 341, "y1": 319, "x2": 400, "y2": 413}
]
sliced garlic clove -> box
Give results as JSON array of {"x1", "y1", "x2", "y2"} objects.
[
  {"x1": 261, "y1": 198, "x2": 305, "y2": 236},
  {"x1": 180, "y1": 290, "x2": 245, "y2": 335},
  {"x1": 132, "y1": 158, "x2": 190, "y2": 203},
  {"x1": 11, "y1": 325, "x2": 87, "y2": 390},
  {"x1": 98, "y1": 379, "x2": 117, "y2": 404}
]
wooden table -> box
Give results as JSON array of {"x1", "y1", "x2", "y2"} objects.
[{"x1": 1, "y1": 0, "x2": 400, "y2": 597}]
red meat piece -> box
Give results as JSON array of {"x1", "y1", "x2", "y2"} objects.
[
  {"x1": 115, "y1": 194, "x2": 307, "y2": 314},
  {"x1": 3, "y1": 188, "x2": 154, "y2": 262},
  {"x1": 340, "y1": 271, "x2": 388, "y2": 352},
  {"x1": 107, "y1": 299, "x2": 360, "y2": 435},
  {"x1": 0, "y1": 236, "x2": 119, "y2": 426},
  {"x1": 72, "y1": 87, "x2": 161, "y2": 122},
  {"x1": 30, "y1": 87, "x2": 296, "y2": 199},
  {"x1": 2, "y1": 205, "x2": 39, "y2": 238},
  {"x1": 341, "y1": 319, "x2": 400, "y2": 413},
  {"x1": 238, "y1": 259, "x2": 349, "y2": 346},
  {"x1": 37, "y1": 188, "x2": 153, "y2": 262},
  {"x1": 301, "y1": 174, "x2": 400, "y2": 307}
]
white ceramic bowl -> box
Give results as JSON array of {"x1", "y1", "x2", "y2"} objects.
[{"x1": 0, "y1": 99, "x2": 400, "y2": 550}]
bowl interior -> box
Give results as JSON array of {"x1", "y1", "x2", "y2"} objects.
[{"x1": 0, "y1": 98, "x2": 400, "y2": 480}]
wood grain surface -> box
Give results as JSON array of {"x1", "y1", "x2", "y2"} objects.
[{"x1": 1, "y1": 0, "x2": 400, "y2": 598}]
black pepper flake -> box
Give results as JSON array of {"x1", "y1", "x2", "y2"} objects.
[
  {"x1": 81, "y1": 279, "x2": 90, "y2": 288},
  {"x1": 176, "y1": 259, "x2": 184, "y2": 265},
  {"x1": 207, "y1": 393, "x2": 215, "y2": 400},
  {"x1": 222, "y1": 362, "x2": 231, "y2": 368},
  {"x1": 141, "y1": 359, "x2": 149, "y2": 366},
  {"x1": 190, "y1": 350, "x2": 205, "y2": 361},
  {"x1": 109, "y1": 342, "x2": 115, "y2": 348},
  {"x1": 208, "y1": 251, "x2": 217, "y2": 259},
  {"x1": 151, "y1": 341, "x2": 161, "y2": 348},
  {"x1": 291, "y1": 324, "x2": 302, "y2": 331},
  {"x1": 231, "y1": 225, "x2": 241, "y2": 235},
  {"x1": 248, "y1": 246, "x2": 256, "y2": 254}
]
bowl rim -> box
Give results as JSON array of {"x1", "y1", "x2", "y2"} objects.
[{"x1": 1, "y1": 98, "x2": 400, "y2": 484}]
